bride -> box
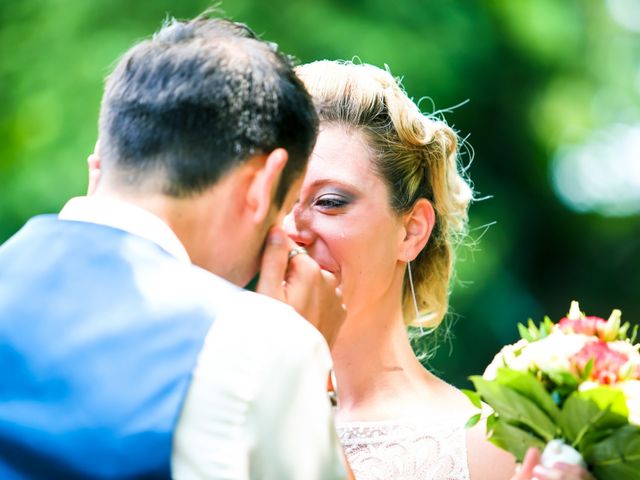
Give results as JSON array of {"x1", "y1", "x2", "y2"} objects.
[{"x1": 287, "y1": 60, "x2": 593, "y2": 480}]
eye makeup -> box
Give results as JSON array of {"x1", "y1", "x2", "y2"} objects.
[{"x1": 312, "y1": 187, "x2": 356, "y2": 212}]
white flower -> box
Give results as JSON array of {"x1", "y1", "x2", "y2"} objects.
[
  {"x1": 617, "y1": 380, "x2": 640, "y2": 425},
  {"x1": 578, "y1": 380, "x2": 599, "y2": 392},
  {"x1": 608, "y1": 340, "x2": 640, "y2": 358},
  {"x1": 484, "y1": 333, "x2": 591, "y2": 380},
  {"x1": 607, "y1": 340, "x2": 640, "y2": 380},
  {"x1": 483, "y1": 338, "x2": 529, "y2": 380},
  {"x1": 541, "y1": 439, "x2": 586, "y2": 468},
  {"x1": 521, "y1": 332, "x2": 590, "y2": 377}
]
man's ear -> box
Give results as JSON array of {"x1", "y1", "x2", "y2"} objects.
[
  {"x1": 400, "y1": 198, "x2": 435, "y2": 261},
  {"x1": 87, "y1": 140, "x2": 102, "y2": 195},
  {"x1": 246, "y1": 148, "x2": 288, "y2": 223}
]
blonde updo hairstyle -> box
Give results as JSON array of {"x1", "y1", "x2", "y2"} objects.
[{"x1": 296, "y1": 60, "x2": 473, "y2": 328}]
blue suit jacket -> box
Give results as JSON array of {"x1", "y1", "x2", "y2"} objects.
[{"x1": 0, "y1": 216, "x2": 225, "y2": 479}]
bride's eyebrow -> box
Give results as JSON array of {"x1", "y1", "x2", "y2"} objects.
[{"x1": 308, "y1": 178, "x2": 359, "y2": 192}]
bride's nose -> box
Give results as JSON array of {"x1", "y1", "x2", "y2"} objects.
[{"x1": 283, "y1": 209, "x2": 314, "y2": 247}]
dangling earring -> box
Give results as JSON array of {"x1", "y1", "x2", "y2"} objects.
[{"x1": 406, "y1": 259, "x2": 424, "y2": 334}]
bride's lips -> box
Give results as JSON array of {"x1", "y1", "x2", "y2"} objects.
[{"x1": 314, "y1": 260, "x2": 336, "y2": 274}]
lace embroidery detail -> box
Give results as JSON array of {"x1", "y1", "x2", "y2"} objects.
[{"x1": 337, "y1": 417, "x2": 470, "y2": 480}]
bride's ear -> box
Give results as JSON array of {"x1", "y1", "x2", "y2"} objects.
[
  {"x1": 246, "y1": 148, "x2": 288, "y2": 223},
  {"x1": 400, "y1": 198, "x2": 435, "y2": 261}
]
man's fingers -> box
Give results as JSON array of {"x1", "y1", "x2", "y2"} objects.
[
  {"x1": 319, "y1": 269, "x2": 338, "y2": 288},
  {"x1": 282, "y1": 252, "x2": 346, "y2": 348},
  {"x1": 256, "y1": 228, "x2": 290, "y2": 301},
  {"x1": 285, "y1": 254, "x2": 338, "y2": 306},
  {"x1": 285, "y1": 247, "x2": 319, "y2": 286}
]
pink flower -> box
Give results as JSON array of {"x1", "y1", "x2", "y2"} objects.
[
  {"x1": 571, "y1": 341, "x2": 629, "y2": 384},
  {"x1": 557, "y1": 301, "x2": 624, "y2": 341},
  {"x1": 558, "y1": 315, "x2": 608, "y2": 339}
]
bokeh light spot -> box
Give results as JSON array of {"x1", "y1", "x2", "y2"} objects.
[{"x1": 552, "y1": 123, "x2": 640, "y2": 216}]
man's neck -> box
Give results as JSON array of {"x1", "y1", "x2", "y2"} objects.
[
  {"x1": 93, "y1": 188, "x2": 180, "y2": 231},
  {"x1": 94, "y1": 174, "x2": 256, "y2": 286}
]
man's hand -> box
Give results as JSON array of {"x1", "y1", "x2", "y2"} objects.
[
  {"x1": 257, "y1": 227, "x2": 346, "y2": 349},
  {"x1": 512, "y1": 448, "x2": 595, "y2": 480}
]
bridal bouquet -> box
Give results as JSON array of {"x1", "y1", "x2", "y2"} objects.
[{"x1": 465, "y1": 302, "x2": 640, "y2": 480}]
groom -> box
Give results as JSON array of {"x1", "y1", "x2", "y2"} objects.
[{"x1": 0, "y1": 14, "x2": 348, "y2": 480}]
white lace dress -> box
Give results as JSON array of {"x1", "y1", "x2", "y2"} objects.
[{"x1": 337, "y1": 415, "x2": 471, "y2": 480}]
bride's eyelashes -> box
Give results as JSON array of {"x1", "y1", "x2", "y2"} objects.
[{"x1": 313, "y1": 193, "x2": 352, "y2": 211}]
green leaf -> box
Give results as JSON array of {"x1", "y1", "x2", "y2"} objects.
[
  {"x1": 470, "y1": 375, "x2": 557, "y2": 441},
  {"x1": 619, "y1": 323, "x2": 630, "y2": 341},
  {"x1": 461, "y1": 388, "x2": 482, "y2": 409},
  {"x1": 465, "y1": 412, "x2": 482, "y2": 429},
  {"x1": 560, "y1": 387, "x2": 629, "y2": 449},
  {"x1": 539, "y1": 323, "x2": 549, "y2": 338},
  {"x1": 487, "y1": 417, "x2": 546, "y2": 463},
  {"x1": 539, "y1": 316, "x2": 553, "y2": 339},
  {"x1": 494, "y1": 368, "x2": 561, "y2": 422},
  {"x1": 582, "y1": 357, "x2": 594, "y2": 381},
  {"x1": 584, "y1": 425, "x2": 640, "y2": 480},
  {"x1": 486, "y1": 412, "x2": 497, "y2": 432},
  {"x1": 518, "y1": 322, "x2": 533, "y2": 342},
  {"x1": 528, "y1": 319, "x2": 540, "y2": 338},
  {"x1": 547, "y1": 369, "x2": 580, "y2": 390}
]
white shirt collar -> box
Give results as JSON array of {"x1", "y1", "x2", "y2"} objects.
[{"x1": 59, "y1": 196, "x2": 191, "y2": 264}]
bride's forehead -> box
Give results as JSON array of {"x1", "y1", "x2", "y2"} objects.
[
  {"x1": 304, "y1": 155, "x2": 378, "y2": 191},
  {"x1": 308, "y1": 130, "x2": 374, "y2": 174}
]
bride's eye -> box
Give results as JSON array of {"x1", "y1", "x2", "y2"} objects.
[{"x1": 314, "y1": 194, "x2": 348, "y2": 210}]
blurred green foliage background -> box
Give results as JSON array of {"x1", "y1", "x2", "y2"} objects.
[{"x1": 1, "y1": 0, "x2": 638, "y2": 386}]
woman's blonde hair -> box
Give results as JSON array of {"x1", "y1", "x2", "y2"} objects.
[{"x1": 296, "y1": 60, "x2": 473, "y2": 327}]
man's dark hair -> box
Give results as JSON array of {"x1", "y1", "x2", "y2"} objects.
[{"x1": 99, "y1": 14, "x2": 318, "y2": 204}]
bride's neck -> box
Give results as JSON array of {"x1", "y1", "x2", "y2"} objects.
[{"x1": 331, "y1": 297, "x2": 433, "y2": 422}]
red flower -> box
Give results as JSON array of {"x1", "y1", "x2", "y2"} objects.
[
  {"x1": 558, "y1": 315, "x2": 608, "y2": 339},
  {"x1": 571, "y1": 341, "x2": 629, "y2": 384}
]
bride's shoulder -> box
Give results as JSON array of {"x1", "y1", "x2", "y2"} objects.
[
  {"x1": 465, "y1": 414, "x2": 516, "y2": 480},
  {"x1": 424, "y1": 376, "x2": 516, "y2": 479},
  {"x1": 423, "y1": 374, "x2": 479, "y2": 417}
]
